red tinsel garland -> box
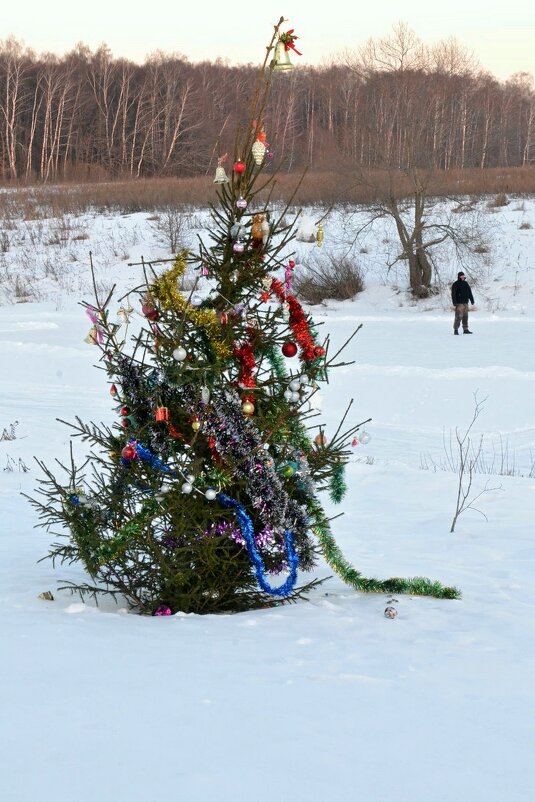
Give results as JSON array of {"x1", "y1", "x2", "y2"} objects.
[
  {"x1": 234, "y1": 339, "x2": 257, "y2": 388},
  {"x1": 267, "y1": 277, "x2": 316, "y2": 361}
]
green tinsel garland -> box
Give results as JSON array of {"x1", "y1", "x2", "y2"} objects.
[
  {"x1": 328, "y1": 463, "x2": 347, "y2": 504},
  {"x1": 308, "y1": 503, "x2": 460, "y2": 600},
  {"x1": 264, "y1": 344, "x2": 288, "y2": 382}
]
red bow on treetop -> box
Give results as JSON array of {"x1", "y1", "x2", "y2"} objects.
[{"x1": 279, "y1": 29, "x2": 302, "y2": 56}]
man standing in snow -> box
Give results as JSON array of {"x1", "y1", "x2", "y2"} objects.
[{"x1": 451, "y1": 271, "x2": 475, "y2": 334}]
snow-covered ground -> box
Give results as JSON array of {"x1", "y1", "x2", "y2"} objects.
[{"x1": 1, "y1": 195, "x2": 535, "y2": 801}]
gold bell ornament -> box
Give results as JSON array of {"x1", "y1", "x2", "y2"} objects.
[
  {"x1": 213, "y1": 154, "x2": 229, "y2": 184},
  {"x1": 316, "y1": 222, "x2": 324, "y2": 247}
]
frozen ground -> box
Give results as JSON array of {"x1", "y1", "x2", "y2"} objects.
[{"x1": 1, "y1": 196, "x2": 535, "y2": 801}]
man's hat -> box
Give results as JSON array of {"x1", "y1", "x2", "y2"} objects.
[{"x1": 458, "y1": 272, "x2": 466, "y2": 278}]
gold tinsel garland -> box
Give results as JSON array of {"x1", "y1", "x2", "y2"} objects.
[{"x1": 151, "y1": 252, "x2": 231, "y2": 359}]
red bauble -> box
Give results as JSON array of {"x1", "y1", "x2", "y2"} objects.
[
  {"x1": 282, "y1": 341, "x2": 298, "y2": 357},
  {"x1": 233, "y1": 160, "x2": 246, "y2": 174},
  {"x1": 110, "y1": 383, "x2": 118, "y2": 396},
  {"x1": 314, "y1": 345, "x2": 326, "y2": 358},
  {"x1": 121, "y1": 444, "x2": 137, "y2": 461},
  {"x1": 120, "y1": 407, "x2": 129, "y2": 416}
]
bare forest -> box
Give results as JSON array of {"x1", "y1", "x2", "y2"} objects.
[{"x1": 1, "y1": 26, "x2": 535, "y2": 185}]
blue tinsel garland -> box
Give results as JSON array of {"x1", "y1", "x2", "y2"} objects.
[
  {"x1": 217, "y1": 492, "x2": 299, "y2": 597},
  {"x1": 118, "y1": 441, "x2": 299, "y2": 597}
]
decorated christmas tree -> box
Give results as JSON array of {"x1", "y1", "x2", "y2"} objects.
[{"x1": 29, "y1": 19, "x2": 459, "y2": 614}]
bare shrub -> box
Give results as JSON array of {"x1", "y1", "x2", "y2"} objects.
[
  {"x1": 448, "y1": 394, "x2": 502, "y2": 533},
  {"x1": 293, "y1": 251, "x2": 365, "y2": 305},
  {"x1": 473, "y1": 243, "x2": 490, "y2": 254},
  {"x1": 487, "y1": 192, "x2": 509, "y2": 208},
  {"x1": 519, "y1": 221, "x2": 532, "y2": 230},
  {"x1": 150, "y1": 206, "x2": 191, "y2": 253}
]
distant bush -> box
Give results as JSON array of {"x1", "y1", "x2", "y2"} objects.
[
  {"x1": 293, "y1": 252, "x2": 365, "y2": 305},
  {"x1": 487, "y1": 192, "x2": 509, "y2": 208},
  {"x1": 473, "y1": 243, "x2": 491, "y2": 254},
  {"x1": 519, "y1": 221, "x2": 532, "y2": 230}
]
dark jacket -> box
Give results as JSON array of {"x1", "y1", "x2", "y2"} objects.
[{"x1": 451, "y1": 279, "x2": 474, "y2": 305}]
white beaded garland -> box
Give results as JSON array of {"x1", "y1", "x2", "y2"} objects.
[
  {"x1": 205, "y1": 488, "x2": 217, "y2": 501},
  {"x1": 181, "y1": 482, "x2": 193, "y2": 494},
  {"x1": 289, "y1": 379, "x2": 301, "y2": 391}
]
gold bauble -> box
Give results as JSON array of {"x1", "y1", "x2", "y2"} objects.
[
  {"x1": 242, "y1": 401, "x2": 255, "y2": 416},
  {"x1": 192, "y1": 420, "x2": 202, "y2": 431}
]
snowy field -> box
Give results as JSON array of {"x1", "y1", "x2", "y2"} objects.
[{"x1": 1, "y1": 195, "x2": 535, "y2": 801}]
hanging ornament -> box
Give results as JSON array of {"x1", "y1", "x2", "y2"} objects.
[
  {"x1": 316, "y1": 222, "x2": 324, "y2": 247},
  {"x1": 284, "y1": 260, "x2": 296, "y2": 291},
  {"x1": 201, "y1": 386, "x2": 211, "y2": 404},
  {"x1": 314, "y1": 433, "x2": 328, "y2": 447},
  {"x1": 359, "y1": 431, "x2": 371, "y2": 445},
  {"x1": 172, "y1": 346, "x2": 187, "y2": 362},
  {"x1": 121, "y1": 444, "x2": 137, "y2": 461},
  {"x1": 141, "y1": 293, "x2": 159, "y2": 321},
  {"x1": 351, "y1": 438, "x2": 358, "y2": 447},
  {"x1": 233, "y1": 240, "x2": 245, "y2": 254},
  {"x1": 233, "y1": 160, "x2": 246, "y2": 175},
  {"x1": 84, "y1": 305, "x2": 105, "y2": 344},
  {"x1": 261, "y1": 218, "x2": 270, "y2": 244},
  {"x1": 252, "y1": 139, "x2": 267, "y2": 166},
  {"x1": 168, "y1": 423, "x2": 184, "y2": 440},
  {"x1": 181, "y1": 481, "x2": 193, "y2": 494},
  {"x1": 314, "y1": 345, "x2": 326, "y2": 358},
  {"x1": 120, "y1": 407, "x2": 129, "y2": 416},
  {"x1": 251, "y1": 214, "x2": 265, "y2": 248},
  {"x1": 279, "y1": 462, "x2": 297, "y2": 478},
  {"x1": 117, "y1": 301, "x2": 134, "y2": 324},
  {"x1": 190, "y1": 293, "x2": 203, "y2": 307},
  {"x1": 205, "y1": 488, "x2": 217, "y2": 501},
  {"x1": 282, "y1": 341, "x2": 298, "y2": 357},
  {"x1": 213, "y1": 154, "x2": 229, "y2": 184},
  {"x1": 110, "y1": 383, "x2": 118, "y2": 396},
  {"x1": 84, "y1": 325, "x2": 99, "y2": 345},
  {"x1": 191, "y1": 416, "x2": 202, "y2": 432},
  {"x1": 236, "y1": 196, "x2": 248, "y2": 210},
  {"x1": 272, "y1": 42, "x2": 293, "y2": 72},
  {"x1": 153, "y1": 605, "x2": 172, "y2": 616},
  {"x1": 242, "y1": 398, "x2": 255, "y2": 416},
  {"x1": 272, "y1": 29, "x2": 302, "y2": 72},
  {"x1": 155, "y1": 406, "x2": 170, "y2": 422}
]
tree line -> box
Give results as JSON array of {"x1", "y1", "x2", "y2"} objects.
[{"x1": 1, "y1": 24, "x2": 534, "y2": 183}]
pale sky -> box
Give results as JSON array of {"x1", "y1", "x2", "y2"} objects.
[{"x1": 3, "y1": 0, "x2": 535, "y2": 81}]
